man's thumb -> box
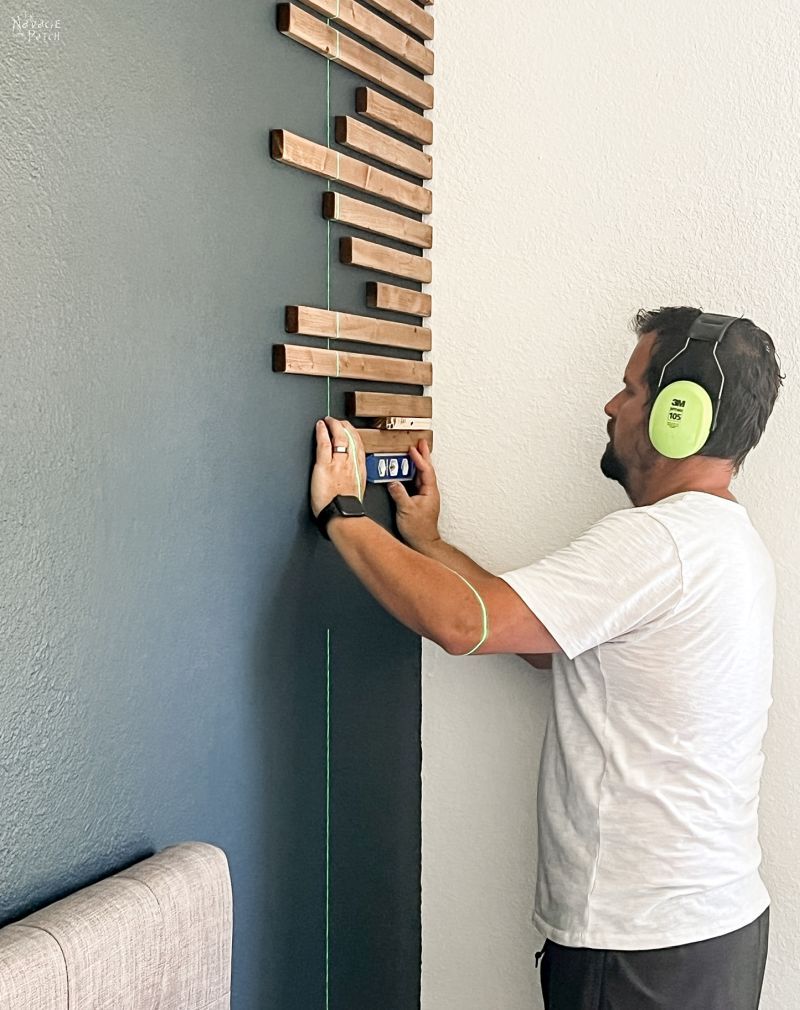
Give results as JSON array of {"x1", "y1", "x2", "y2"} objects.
[{"x1": 387, "y1": 481, "x2": 409, "y2": 504}]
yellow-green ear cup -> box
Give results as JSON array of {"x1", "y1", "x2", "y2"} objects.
[{"x1": 648, "y1": 380, "x2": 713, "y2": 459}]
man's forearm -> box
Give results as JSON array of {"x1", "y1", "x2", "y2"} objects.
[
  {"x1": 411, "y1": 536, "x2": 494, "y2": 587},
  {"x1": 328, "y1": 516, "x2": 488, "y2": 654},
  {"x1": 413, "y1": 537, "x2": 553, "y2": 670}
]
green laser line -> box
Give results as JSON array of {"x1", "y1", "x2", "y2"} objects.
[
  {"x1": 325, "y1": 84, "x2": 330, "y2": 402},
  {"x1": 343, "y1": 428, "x2": 363, "y2": 500},
  {"x1": 450, "y1": 570, "x2": 490, "y2": 655},
  {"x1": 325, "y1": 18, "x2": 332, "y2": 417},
  {"x1": 324, "y1": 10, "x2": 347, "y2": 1002},
  {"x1": 325, "y1": 20, "x2": 332, "y2": 1010}
]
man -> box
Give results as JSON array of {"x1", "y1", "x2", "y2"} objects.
[{"x1": 309, "y1": 306, "x2": 783, "y2": 1009}]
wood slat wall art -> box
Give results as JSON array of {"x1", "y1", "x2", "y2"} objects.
[
  {"x1": 274, "y1": 344, "x2": 432, "y2": 385},
  {"x1": 300, "y1": 0, "x2": 433, "y2": 75},
  {"x1": 358, "y1": 0, "x2": 433, "y2": 41},
  {"x1": 341, "y1": 236, "x2": 431, "y2": 283},
  {"x1": 285, "y1": 304, "x2": 431, "y2": 351},
  {"x1": 366, "y1": 281, "x2": 431, "y2": 317},
  {"x1": 276, "y1": 4, "x2": 433, "y2": 110},
  {"x1": 334, "y1": 116, "x2": 432, "y2": 180},
  {"x1": 272, "y1": 1, "x2": 434, "y2": 448},
  {"x1": 359, "y1": 429, "x2": 434, "y2": 452},
  {"x1": 322, "y1": 192, "x2": 432, "y2": 249},
  {"x1": 271, "y1": 130, "x2": 431, "y2": 214},
  {"x1": 346, "y1": 391, "x2": 433, "y2": 417},
  {"x1": 355, "y1": 87, "x2": 433, "y2": 146}
]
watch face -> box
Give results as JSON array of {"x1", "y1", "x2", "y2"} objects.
[{"x1": 335, "y1": 495, "x2": 365, "y2": 517}]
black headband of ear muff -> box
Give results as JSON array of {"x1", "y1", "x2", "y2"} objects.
[{"x1": 656, "y1": 312, "x2": 741, "y2": 433}]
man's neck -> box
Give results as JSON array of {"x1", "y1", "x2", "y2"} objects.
[{"x1": 627, "y1": 462, "x2": 736, "y2": 508}]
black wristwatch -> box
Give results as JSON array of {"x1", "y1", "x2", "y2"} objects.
[{"x1": 315, "y1": 494, "x2": 366, "y2": 540}]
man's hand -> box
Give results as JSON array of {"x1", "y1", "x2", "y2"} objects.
[
  {"x1": 310, "y1": 416, "x2": 367, "y2": 518},
  {"x1": 387, "y1": 439, "x2": 441, "y2": 551}
]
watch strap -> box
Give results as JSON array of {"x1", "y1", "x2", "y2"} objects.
[{"x1": 315, "y1": 495, "x2": 365, "y2": 540}]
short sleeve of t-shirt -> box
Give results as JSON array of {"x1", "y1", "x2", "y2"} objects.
[{"x1": 499, "y1": 510, "x2": 684, "y2": 660}]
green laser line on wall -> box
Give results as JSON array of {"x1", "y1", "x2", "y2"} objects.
[{"x1": 269, "y1": 1, "x2": 434, "y2": 1002}]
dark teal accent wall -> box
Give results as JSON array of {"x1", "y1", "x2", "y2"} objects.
[{"x1": 1, "y1": 4, "x2": 423, "y2": 1006}]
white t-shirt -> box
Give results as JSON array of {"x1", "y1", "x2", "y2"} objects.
[{"x1": 499, "y1": 490, "x2": 774, "y2": 950}]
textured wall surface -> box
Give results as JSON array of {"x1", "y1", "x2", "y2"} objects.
[
  {"x1": 424, "y1": 2, "x2": 799, "y2": 1008},
  {"x1": 1, "y1": 4, "x2": 422, "y2": 1008}
]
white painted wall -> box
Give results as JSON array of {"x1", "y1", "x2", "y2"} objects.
[{"x1": 423, "y1": 3, "x2": 800, "y2": 1007}]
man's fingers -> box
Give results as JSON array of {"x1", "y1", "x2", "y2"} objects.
[
  {"x1": 387, "y1": 480, "x2": 410, "y2": 504},
  {"x1": 315, "y1": 419, "x2": 333, "y2": 464},
  {"x1": 323, "y1": 417, "x2": 366, "y2": 500},
  {"x1": 339, "y1": 419, "x2": 366, "y2": 458},
  {"x1": 325, "y1": 416, "x2": 363, "y2": 456},
  {"x1": 324, "y1": 415, "x2": 348, "y2": 448},
  {"x1": 408, "y1": 441, "x2": 437, "y2": 491}
]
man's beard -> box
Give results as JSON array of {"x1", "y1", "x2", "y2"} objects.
[{"x1": 600, "y1": 440, "x2": 629, "y2": 489}]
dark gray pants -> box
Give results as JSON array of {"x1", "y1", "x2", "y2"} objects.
[{"x1": 537, "y1": 906, "x2": 769, "y2": 1010}]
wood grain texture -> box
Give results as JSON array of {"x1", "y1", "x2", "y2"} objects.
[
  {"x1": 274, "y1": 344, "x2": 431, "y2": 385},
  {"x1": 341, "y1": 236, "x2": 431, "y2": 283},
  {"x1": 322, "y1": 192, "x2": 432, "y2": 249},
  {"x1": 346, "y1": 391, "x2": 433, "y2": 417},
  {"x1": 271, "y1": 130, "x2": 431, "y2": 214},
  {"x1": 355, "y1": 87, "x2": 433, "y2": 145},
  {"x1": 359, "y1": 429, "x2": 434, "y2": 452},
  {"x1": 366, "y1": 281, "x2": 431, "y2": 316},
  {"x1": 358, "y1": 0, "x2": 433, "y2": 40},
  {"x1": 276, "y1": 4, "x2": 433, "y2": 109},
  {"x1": 300, "y1": 0, "x2": 433, "y2": 74},
  {"x1": 285, "y1": 304, "x2": 431, "y2": 351},
  {"x1": 335, "y1": 116, "x2": 432, "y2": 179}
]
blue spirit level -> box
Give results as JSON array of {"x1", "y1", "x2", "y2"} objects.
[{"x1": 366, "y1": 453, "x2": 416, "y2": 484}]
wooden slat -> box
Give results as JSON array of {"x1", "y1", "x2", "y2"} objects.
[
  {"x1": 271, "y1": 130, "x2": 431, "y2": 214},
  {"x1": 374, "y1": 416, "x2": 432, "y2": 429},
  {"x1": 360, "y1": 429, "x2": 433, "y2": 452},
  {"x1": 274, "y1": 344, "x2": 431, "y2": 385},
  {"x1": 335, "y1": 116, "x2": 432, "y2": 179},
  {"x1": 285, "y1": 304, "x2": 431, "y2": 351},
  {"x1": 276, "y1": 4, "x2": 433, "y2": 110},
  {"x1": 346, "y1": 391, "x2": 433, "y2": 417},
  {"x1": 355, "y1": 87, "x2": 433, "y2": 145},
  {"x1": 300, "y1": 0, "x2": 433, "y2": 74},
  {"x1": 359, "y1": 0, "x2": 433, "y2": 40},
  {"x1": 341, "y1": 236, "x2": 431, "y2": 283},
  {"x1": 367, "y1": 281, "x2": 431, "y2": 316},
  {"x1": 322, "y1": 192, "x2": 432, "y2": 249}
]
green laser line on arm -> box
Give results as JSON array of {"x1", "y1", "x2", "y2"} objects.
[
  {"x1": 342, "y1": 427, "x2": 363, "y2": 501},
  {"x1": 449, "y1": 569, "x2": 489, "y2": 655}
]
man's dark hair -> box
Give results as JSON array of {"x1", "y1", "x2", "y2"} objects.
[{"x1": 631, "y1": 306, "x2": 784, "y2": 473}]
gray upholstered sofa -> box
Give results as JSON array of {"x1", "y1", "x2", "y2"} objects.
[{"x1": 0, "y1": 841, "x2": 233, "y2": 1009}]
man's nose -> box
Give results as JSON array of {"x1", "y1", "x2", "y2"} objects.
[{"x1": 604, "y1": 390, "x2": 622, "y2": 418}]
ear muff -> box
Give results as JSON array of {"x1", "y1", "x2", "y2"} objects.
[{"x1": 648, "y1": 379, "x2": 713, "y2": 459}]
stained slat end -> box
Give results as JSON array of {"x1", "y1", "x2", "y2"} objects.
[
  {"x1": 270, "y1": 129, "x2": 285, "y2": 160},
  {"x1": 275, "y1": 3, "x2": 291, "y2": 32},
  {"x1": 272, "y1": 345, "x2": 288, "y2": 372}
]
